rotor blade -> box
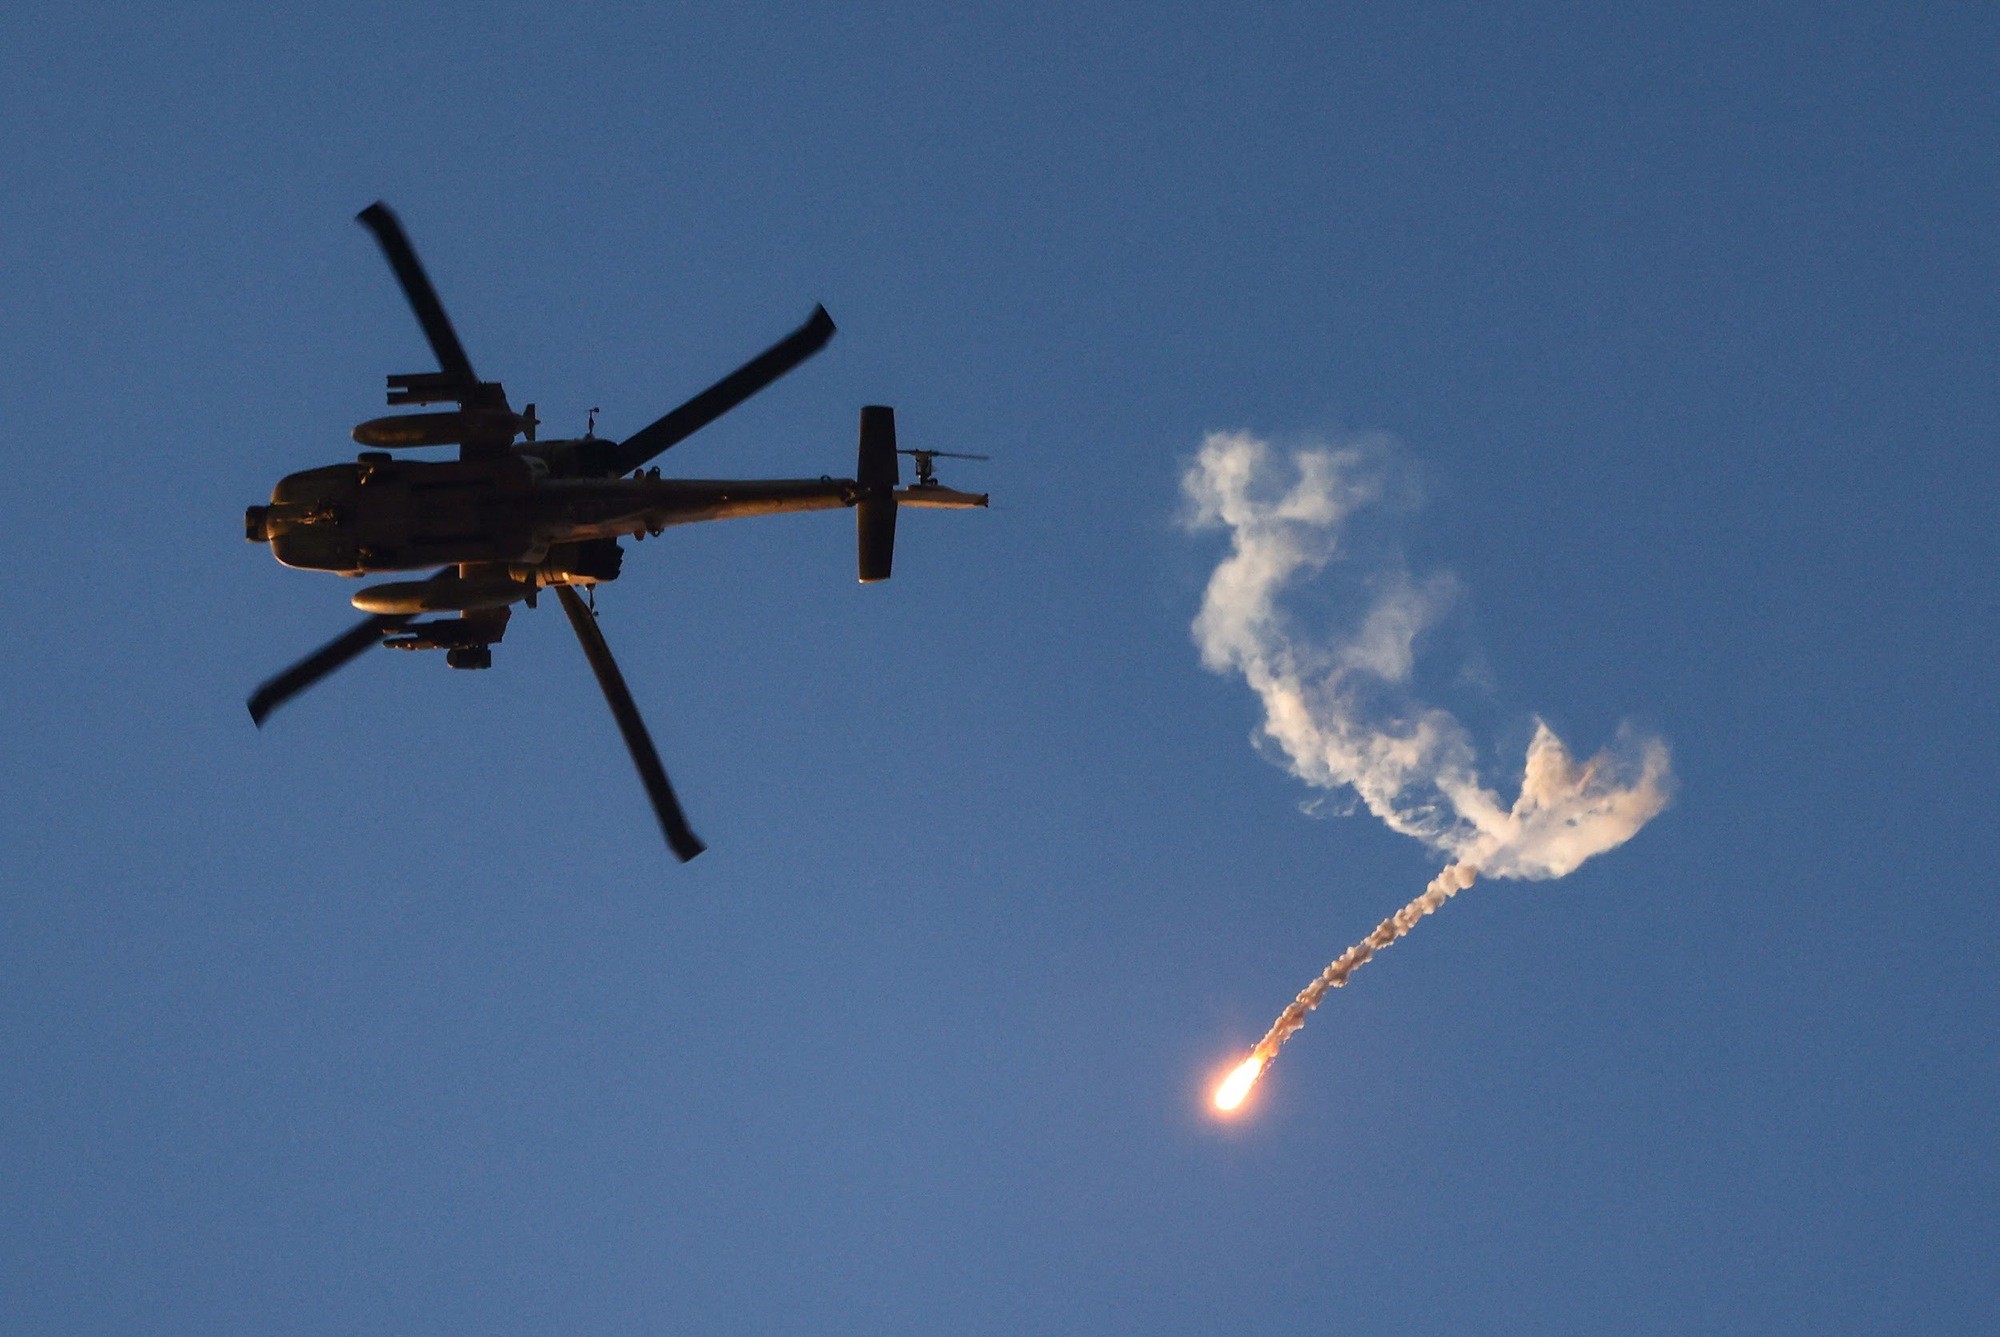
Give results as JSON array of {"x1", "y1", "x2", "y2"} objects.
[
  {"x1": 356, "y1": 201, "x2": 478, "y2": 389},
  {"x1": 248, "y1": 612, "x2": 410, "y2": 727},
  {"x1": 554, "y1": 585, "x2": 705, "y2": 862},
  {"x1": 249, "y1": 567, "x2": 456, "y2": 725},
  {"x1": 597, "y1": 305, "x2": 836, "y2": 475}
]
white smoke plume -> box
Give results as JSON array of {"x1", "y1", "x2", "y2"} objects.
[
  {"x1": 1184, "y1": 431, "x2": 1672, "y2": 881},
  {"x1": 1189, "y1": 432, "x2": 1673, "y2": 1106}
]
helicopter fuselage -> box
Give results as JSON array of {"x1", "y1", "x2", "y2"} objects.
[{"x1": 247, "y1": 438, "x2": 864, "y2": 578}]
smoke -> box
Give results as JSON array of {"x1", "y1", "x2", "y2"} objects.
[
  {"x1": 1187, "y1": 432, "x2": 1673, "y2": 1106},
  {"x1": 1183, "y1": 431, "x2": 1672, "y2": 881}
]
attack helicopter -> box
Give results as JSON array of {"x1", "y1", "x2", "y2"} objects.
[{"x1": 246, "y1": 202, "x2": 986, "y2": 862}]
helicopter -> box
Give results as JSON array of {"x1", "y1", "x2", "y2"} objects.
[{"x1": 245, "y1": 202, "x2": 987, "y2": 862}]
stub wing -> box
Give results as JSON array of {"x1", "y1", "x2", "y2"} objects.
[{"x1": 355, "y1": 202, "x2": 524, "y2": 460}]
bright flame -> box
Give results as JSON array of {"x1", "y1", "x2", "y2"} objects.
[{"x1": 1213, "y1": 1054, "x2": 1266, "y2": 1111}]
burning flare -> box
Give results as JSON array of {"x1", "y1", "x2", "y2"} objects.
[
  {"x1": 1212, "y1": 862, "x2": 1480, "y2": 1113},
  {"x1": 1213, "y1": 1055, "x2": 1266, "y2": 1111}
]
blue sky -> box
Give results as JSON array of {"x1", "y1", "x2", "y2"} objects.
[{"x1": 2, "y1": 3, "x2": 1994, "y2": 1332}]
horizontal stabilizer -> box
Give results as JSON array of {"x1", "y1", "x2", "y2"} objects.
[
  {"x1": 856, "y1": 406, "x2": 899, "y2": 582},
  {"x1": 896, "y1": 485, "x2": 987, "y2": 509}
]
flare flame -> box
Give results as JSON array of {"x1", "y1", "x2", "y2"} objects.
[{"x1": 1213, "y1": 1055, "x2": 1266, "y2": 1111}]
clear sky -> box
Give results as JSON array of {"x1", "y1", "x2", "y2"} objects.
[{"x1": 2, "y1": 4, "x2": 1994, "y2": 1332}]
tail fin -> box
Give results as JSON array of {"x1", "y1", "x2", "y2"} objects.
[{"x1": 856, "y1": 406, "x2": 899, "y2": 582}]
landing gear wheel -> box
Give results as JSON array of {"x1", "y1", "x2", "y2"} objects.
[{"x1": 446, "y1": 646, "x2": 492, "y2": 670}]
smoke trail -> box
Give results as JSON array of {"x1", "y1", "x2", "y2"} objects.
[
  {"x1": 1187, "y1": 432, "x2": 1672, "y2": 1106},
  {"x1": 1216, "y1": 863, "x2": 1481, "y2": 1108},
  {"x1": 1253, "y1": 861, "x2": 1478, "y2": 1060}
]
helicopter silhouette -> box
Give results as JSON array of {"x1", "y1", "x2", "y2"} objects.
[{"x1": 246, "y1": 202, "x2": 987, "y2": 862}]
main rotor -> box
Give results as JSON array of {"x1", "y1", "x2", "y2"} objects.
[{"x1": 247, "y1": 202, "x2": 842, "y2": 863}]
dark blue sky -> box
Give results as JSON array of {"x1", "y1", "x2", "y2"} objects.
[{"x1": 3, "y1": 4, "x2": 1994, "y2": 1332}]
